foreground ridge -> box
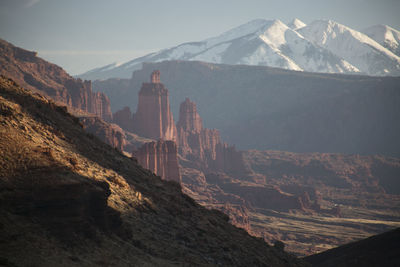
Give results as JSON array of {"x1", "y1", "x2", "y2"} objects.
[
  {"x1": 0, "y1": 75, "x2": 307, "y2": 266},
  {"x1": 304, "y1": 228, "x2": 400, "y2": 267}
]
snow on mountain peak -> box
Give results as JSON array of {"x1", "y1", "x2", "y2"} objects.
[
  {"x1": 204, "y1": 19, "x2": 271, "y2": 47},
  {"x1": 77, "y1": 18, "x2": 400, "y2": 80},
  {"x1": 298, "y1": 20, "x2": 400, "y2": 75},
  {"x1": 288, "y1": 18, "x2": 306, "y2": 30},
  {"x1": 257, "y1": 19, "x2": 292, "y2": 47},
  {"x1": 363, "y1": 24, "x2": 400, "y2": 56}
]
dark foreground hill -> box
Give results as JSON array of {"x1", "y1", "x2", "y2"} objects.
[
  {"x1": 93, "y1": 60, "x2": 400, "y2": 156},
  {"x1": 304, "y1": 227, "x2": 400, "y2": 267},
  {"x1": 0, "y1": 76, "x2": 307, "y2": 266}
]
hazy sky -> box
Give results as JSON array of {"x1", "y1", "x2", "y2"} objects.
[{"x1": 1, "y1": 0, "x2": 399, "y2": 75}]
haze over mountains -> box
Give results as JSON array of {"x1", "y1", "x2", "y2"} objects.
[{"x1": 79, "y1": 18, "x2": 400, "y2": 80}]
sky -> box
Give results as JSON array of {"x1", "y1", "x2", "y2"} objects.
[{"x1": 1, "y1": 0, "x2": 399, "y2": 75}]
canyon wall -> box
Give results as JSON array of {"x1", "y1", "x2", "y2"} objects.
[{"x1": 0, "y1": 39, "x2": 113, "y2": 121}]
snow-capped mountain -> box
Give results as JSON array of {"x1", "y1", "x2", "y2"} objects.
[
  {"x1": 298, "y1": 20, "x2": 400, "y2": 76},
  {"x1": 362, "y1": 24, "x2": 400, "y2": 57},
  {"x1": 78, "y1": 19, "x2": 400, "y2": 80}
]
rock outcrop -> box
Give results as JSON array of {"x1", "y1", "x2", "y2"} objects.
[
  {"x1": 176, "y1": 97, "x2": 249, "y2": 176},
  {"x1": 176, "y1": 98, "x2": 203, "y2": 133},
  {"x1": 133, "y1": 71, "x2": 177, "y2": 141},
  {"x1": 0, "y1": 38, "x2": 113, "y2": 121},
  {"x1": 133, "y1": 140, "x2": 181, "y2": 183},
  {"x1": 113, "y1": 106, "x2": 135, "y2": 132},
  {"x1": 80, "y1": 116, "x2": 125, "y2": 151}
]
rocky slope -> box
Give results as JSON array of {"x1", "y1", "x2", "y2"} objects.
[
  {"x1": 304, "y1": 227, "x2": 400, "y2": 267},
  {"x1": 94, "y1": 61, "x2": 400, "y2": 156},
  {"x1": 0, "y1": 38, "x2": 113, "y2": 121},
  {"x1": 79, "y1": 116, "x2": 125, "y2": 151},
  {"x1": 0, "y1": 75, "x2": 307, "y2": 266},
  {"x1": 79, "y1": 19, "x2": 400, "y2": 79}
]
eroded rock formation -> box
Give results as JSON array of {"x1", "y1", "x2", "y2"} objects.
[
  {"x1": 0, "y1": 39, "x2": 113, "y2": 121},
  {"x1": 133, "y1": 140, "x2": 181, "y2": 183},
  {"x1": 133, "y1": 71, "x2": 177, "y2": 141},
  {"x1": 176, "y1": 97, "x2": 249, "y2": 176},
  {"x1": 176, "y1": 98, "x2": 203, "y2": 133}
]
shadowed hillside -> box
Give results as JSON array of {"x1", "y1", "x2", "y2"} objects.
[
  {"x1": 0, "y1": 76, "x2": 307, "y2": 266},
  {"x1": 304, "y1": 228, "x2": 400, "y2": 267}
]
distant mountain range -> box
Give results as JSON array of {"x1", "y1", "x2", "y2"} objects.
[{"x1": 78, "y1": 18, "x2": 400, "y2": 80}]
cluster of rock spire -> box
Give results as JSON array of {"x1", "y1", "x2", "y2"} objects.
[{"x1": 113, "y1": 70, "x2": 247, "y2": 183}]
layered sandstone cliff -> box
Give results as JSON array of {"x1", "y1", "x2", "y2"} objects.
[
  {"x1": 0, "y1": 39, "x2": 113, "y2": 121},
  {"x1": 133, "y1": 71, "x2": 177, "y2": 141},
  {"x1": 133, "y1": 140, "x2": 181, "y2": 183}
]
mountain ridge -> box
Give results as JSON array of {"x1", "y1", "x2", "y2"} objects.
[{"x1": 78, "y1": 18, "x2": 400, "y2": 80}]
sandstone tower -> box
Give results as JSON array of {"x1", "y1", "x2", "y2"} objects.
[
  {"x1": 133, "y1": 70, "x2": 177, "y2": 141},
  {"x1": 132, "y1": 140, "x2": 181, "y2": 183}
]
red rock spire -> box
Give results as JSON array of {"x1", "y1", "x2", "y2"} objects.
[
  {"x1": 176, "y1": 97, "x2": 203, "y2": 133},
  {"x1": 133, "y1": 70, "x2": 177, "y2": 141},
  {"x1": 151, "y1": 70, "x2": 160, "y2": 83}
]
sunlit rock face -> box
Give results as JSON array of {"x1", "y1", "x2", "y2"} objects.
[{"x1": 0, "y1": 39, "x2": 113, "y2": 122}]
